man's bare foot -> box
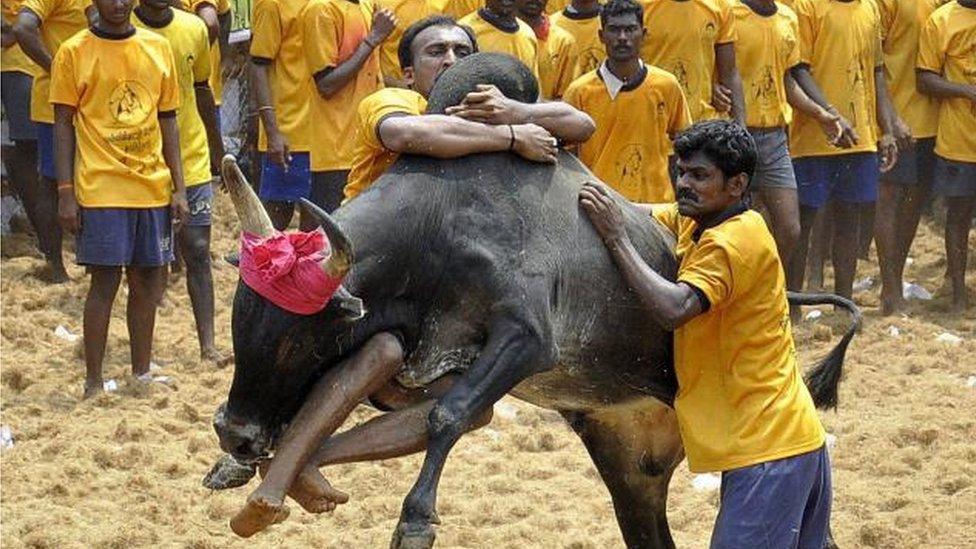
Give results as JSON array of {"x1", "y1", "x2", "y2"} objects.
[
  {"x1": 202, "y1": 347, "x2": 234, "y2": 368},
  {"x1": 257, "y1": 461, "x2": 349, "y2": 514},
  {"x1": 949, "y1": 296, "x2": 968, "y2": 314},
  {"x1": 230, "y1": 491, "x2": 290, "y2": 538},
  {"x1": 83, "y1": 381, "x2": 103, "y2": 399},
  {"x1": 35, "y1": 264, "x2": 69, "y2": 284}
]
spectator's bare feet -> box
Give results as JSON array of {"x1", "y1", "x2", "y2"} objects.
[
  {"x1": 35, "y1": 264, "x2": 69, "y2": 284},
  {"x1": 202, "y1": 347, "x2": 234, "y2": 368},
  {"x1": 83, "y1": 380, "x2": 103, "y2": 399},
  {"x1": 230, "y1": 490, "x2": 290, "y2": 537}
]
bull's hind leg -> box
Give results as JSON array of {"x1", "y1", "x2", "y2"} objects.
[
  {"x1": 391, "y1": 315, "x2": 552, "y2": 549},
  {"x1": 562, "y1": 400, "x2": 683, "y2": 549}
]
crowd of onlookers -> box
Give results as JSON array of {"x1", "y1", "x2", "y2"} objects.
[{"x1": 0, "y1": 0, "x2": 973, "y2": 396}]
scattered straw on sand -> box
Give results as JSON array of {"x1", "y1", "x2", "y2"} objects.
[{"x1": 1, "y1": 194, "x2": 974, "y2": 548}]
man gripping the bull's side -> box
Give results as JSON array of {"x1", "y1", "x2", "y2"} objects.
[{"x1": 579, "y1": 120, "x2": 831, "y2": 549}]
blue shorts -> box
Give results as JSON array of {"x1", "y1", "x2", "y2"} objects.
[
  {"x1": 712, "y1": 445, "x2": 832, "y2": 549},
  {"x1": 933, "y1": 156, "x2": 976, "y2": 198},
  {"x1": 76, "y1": 207, "x2": 175, "y2": 267},
  {"x1": 882, "y1": 137, "x2": 936, "y2": 186},
  {"x1": 37, "y1": 122, "x2": 56, "y2": 179},
  {"x1": 186, "y1": 183, "x2": 214, "y2": 226},
  {"x1": 258, "y1": 152, "x2": 312, "y2": 202},
  {"x1": 793, "y1": 153, "x2": 879, "y2": 208}
]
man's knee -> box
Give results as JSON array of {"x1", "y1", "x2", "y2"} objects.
[{"x1": 181, "y1": 231, "x2": 212, "y2": 269}]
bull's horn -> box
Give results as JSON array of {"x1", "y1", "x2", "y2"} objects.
[
  {"x1": 298, "y1": 198, "x2": 354, "y2": 278},
  {"x1": 221, "y1": 155, "x2": 275, "y2": 238}
]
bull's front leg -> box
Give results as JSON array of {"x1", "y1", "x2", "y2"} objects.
[{"x1": 391, "y1": 315, "x2": 552, "y2": 549}]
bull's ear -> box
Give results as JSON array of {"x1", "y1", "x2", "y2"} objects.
[{"x1": 332, "y1": 286, "x2": 365, "y2": 320}]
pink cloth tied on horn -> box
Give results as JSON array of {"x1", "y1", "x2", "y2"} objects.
[{"x1": 239, "y1": 229, "x2": 344, "y2": 315}]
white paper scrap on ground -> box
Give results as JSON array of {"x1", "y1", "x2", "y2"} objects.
[
  {"x1": 54, "y1": 325, "x2": 80, "y2": 343},
  {"x1": 825, "y1": 433, "x2": 837, "y2": 449},
  {"x1": 692, "y1": 473, "x2": 721, "y2": 492},
  {"x1": 804, "y1": 310, "x2": 823, "y2": 321},
  {"x1": 150, "y1": 362, "x2": 163, "y2": 372},
  {"x1": 852, "y1": 276, "x2": 875, "y2": 293},
  {"x1": 902, "y1": 282, "x2": 933, "y2": 300},
  {"x1": 966, "y1": 376, "x2": 976, "y2": 388},
  {"x1": 103, "y1": 379, "x2": 118, "y2": 392},
  {"x1": 1, "y1": 425, "x2": 14, "y2": 449},
  {"x1": 887, "y1": 326, "x2": 901, "y2": 337},
  {"x1": 493, "y1": 401, "x2": 518, "y2": 420},
  {"x1": 936, "y1": 333, "x2": 963, "y2": 345}
]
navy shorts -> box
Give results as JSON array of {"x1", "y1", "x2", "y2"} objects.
[
  {"x1": 311, "y1": 169, "x2": 349, "y2": 213},
  {"x1": 258, "y1": 152, "x2": 312, "y2": 202},
  {"x1": 37, "y1": 122, "x2": 56, "y2": 179},
  {"x1": 793, "y1": 152, "x2": 879, "y2": 208},
  {"x1": 712, "y1": 445, "x2": 832, "y2": 549},
  {"x1": 882, "y1": 137, "x2": 936, "y2": 186},
  {"x1": 186, "y1": 182, "x2": 214, "y2": 226},
  {"x1": 76, "y1": 207, "x2": 175, "y2": 267},
  {"x1": 933, "y1": 156, "x2": 976, "y2": 198},
  {"x1": 1, "y1": 71, "x2": 37, "y2": 142}
]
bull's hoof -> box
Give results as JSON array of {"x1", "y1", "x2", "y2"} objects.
[
  {"x1": 390, "y1": 522, "x2": 436, "y2": 549},
  {"x1": 203, "y1": 454, "x2": 257, "y2": 490}
]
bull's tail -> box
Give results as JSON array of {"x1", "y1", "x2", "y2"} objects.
[{"x1": 787, "y1": 291, "x2": 862, "y2": 410}]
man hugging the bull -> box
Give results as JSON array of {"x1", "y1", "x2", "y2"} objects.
[{"x1": 216, "y1": 10, "x2": 831, "y2": 549}]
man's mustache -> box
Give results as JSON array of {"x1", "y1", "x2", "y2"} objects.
[{"x1": 676, "y1": 188, "x2": 697, "y2": 202}]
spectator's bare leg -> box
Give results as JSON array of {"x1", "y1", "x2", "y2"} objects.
[
  {"x1": 83, "y1": 266, "x2": 123, "y2": 397},
  {"x1": 125, "y1": 265, "x2": 167, "y2": 378}
]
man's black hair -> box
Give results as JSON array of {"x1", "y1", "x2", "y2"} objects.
[
  {"x1": 398, "y1": 15, "x2": 479, "y2": 71},
  {"x1": 673, "y1": 120, "x2": 758, "y2": 183},
  {"x1": 599, "y1": 0, "x2": 644, "y2": 28}
]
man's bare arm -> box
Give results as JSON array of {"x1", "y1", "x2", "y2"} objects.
[
  {"x1": 715, "y1": 43, "x2": 746, "y2": 125},
  {"x1": 53, "y1": 104, "x2": 78, "y2": 232},
  {"x1": 13, "y1": 9, "x2": 51, "y2": 72},
  {"x1": 785, "y1": 72, "x2": 843, "y2": 144},
  {"x1": 917, "y1": 68, "x2": 976, "y2": 102},
  {"x1": 445, "y1": 84, "x2": 596, "y2": 144},
  {"x1": 579, "y1": 183, "x2": 703, "y2": 330},
  {"x1": 379, "y1": 114, "x2": 558, "y2": 163},
  {"x1": 314, "y1": 9, "x2": 395, "y2": 99},
  {"x1": 194, "y1": 82, "x2": 224, "y2": 173},
  {"x1": 791, "y1": 64, "x2": 859, "y2": 148},
  {"x1": 250, "y1": 61, "x2": 291, "y2": 166}
]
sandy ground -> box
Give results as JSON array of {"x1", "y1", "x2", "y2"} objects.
[{"x1": 1, "y1": 193, "x2": 974, "y2": 548}]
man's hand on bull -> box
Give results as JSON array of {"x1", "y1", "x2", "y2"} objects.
[
  {"x1": 579, "y1": 181, "x2": 629, "y2": 247},
  {"x1": 445, "y1": 84, "x2": 528, "y2": 125},
  {"x1": 512, "y1": 124, "x2": 559, "y2": 164}
]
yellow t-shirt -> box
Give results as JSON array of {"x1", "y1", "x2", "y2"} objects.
[
  {"x1": 563, "y1": 65, "x2": 692, "y2": 203},
  {"x1": 537, "y1": 20, "x2": 580, "y2": 99},
  {"x1": 790, "y1": 0, "x2": 883, "y2": 158},
  {"x1": 639, "y1": 0, "x2": 737, "y2": 122},
  {"x1": 732, "y1": 2, "x2": 801, "y2": 128},
  {"x1": 551, "y1": 8, "x2": 604, "y2": 75},
  {"x1": 2, "y1": 0, "x2": 40, "y2": 75},
  {"x1": 49, "y1": 27, "x2": 180, "y2": 208},
  {"x1": 302, "y1": 0, "x2": 384, "y2": 171},
  {"x1": 875, "y1": 0, "x2": 945, "y2": 139},
  {"x1": 427, "y1": 0, "x2": 482, "y2": 19},
  {"x1": 652, "y1": 203, "x2": 826, "y2": 473},
  {"x1": 345, "y1": 87, "x2": 427, "y2": 201},
  {"x1": 249, "y1": 0, "x2": 313, "y2": 152},
  {"x1": 186, "y1": 0, "x2": 230, "y2": 105},
  {"x1": 459, "y1": 10, "x2": 541, "y2": 79},
  {"x1": 546, "y1": 0, "x2": 572, "y2": 14},
  {"x1": 135, "y1": 9, "x2": 212, "y2": 187},
  {"x1": 375, "y1": 0, "x2": 431, "y2": 83},
  {"x1": 917, "y1": 1, "x2": 976, "y2": 163},
  {"x1": 19, "y1": 0, "x2": 88, "y2": 123}
]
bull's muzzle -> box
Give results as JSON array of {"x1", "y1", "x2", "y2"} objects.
[{"x1": 212, "y1": 401, "x2": 270, "y2": 462}]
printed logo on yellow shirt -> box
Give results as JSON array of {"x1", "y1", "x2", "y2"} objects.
[
  {"x1": 752, "y1": 65, "x2": 776, "y2": 108},
  {"x1": 109, "y1": 81, "x2": 151, "y2": 125},
  {"x1": 668, "y1": 60, "x2": 691, "y2": 98},
  {"x1": 703, "y1": 21, "x2": 716, "y2": 43},
  {"x1": 615, "y1": 144, "x2": 644, "y2": 190},
  {"x1": 846, "y1": 56, "x2": 867, "y2": 127}
]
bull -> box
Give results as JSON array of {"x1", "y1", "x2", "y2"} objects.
[{"x1": 213, "y1": 53, "x2": 859, "y2": 548}]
